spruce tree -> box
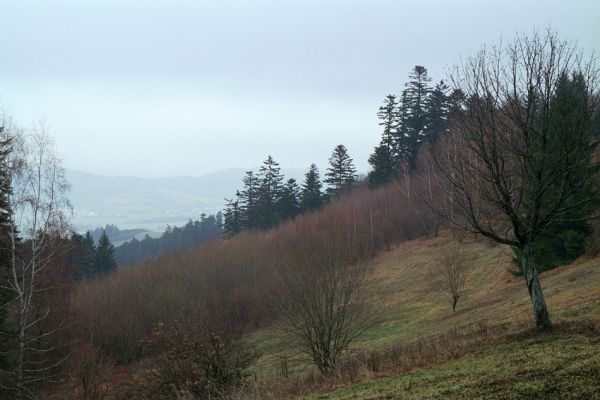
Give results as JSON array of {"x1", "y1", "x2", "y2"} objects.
[
  {"x1": 368, "y1": 95, "x2": 401, "y2": 188},
  {"x1": 223, "y1": 192, "x2": 243, "y2": 235},
  {"x1": 513, "y1": 72, "x2": 600, "y2": 272},
  {"x1": 300, "y1": 163, "x2": 323, "y2": 212},
  {"x1": 367, "y1": 143, "x2": 395, "y2": 188},
  {"x1": 256, "y1": 155, "x2": 284, "y2": 229},
  {"x1": 324, "y1": 144, "x2": 357, "y2": 198},
  {"x1": 94, "y1": 231, "x2": 117, "y2": 276},
  {"x1": 425, "y1": 80, "x2": 450, "y2": 144},
  {"x1": 400, "y1": 65, "x2": 432, "y2": 169},
  {"x1": 447, "y1": 88, "x2": 466, "y2": 122},
  {"x1": 378, "y1": 94, "x2": 400, "y2": 159},
  {"x1": 239, "y1": 171, "x2": 260, "y2": 229},
  {"x1": 80, "y1": 231, "x2": 97, "y2": 278},
  {"x1": 277, "y1": 178, "x2": 301, "y2": 220}
]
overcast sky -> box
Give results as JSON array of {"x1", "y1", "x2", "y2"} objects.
[{"x1": 1, "y1": 0, "x2": 598, "y2": 178}]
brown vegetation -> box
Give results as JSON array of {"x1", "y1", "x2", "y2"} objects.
[{"x1": 69, "y1": 181, "x2": 434, "y2": 365}]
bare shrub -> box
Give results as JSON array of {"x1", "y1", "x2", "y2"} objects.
[
  {"x1": 63, "y1": 344, "x2": 111, "y2": 400},
  {"x1": 139, "y1": 319, "x2": 255, "y2": 399},
  {"x1": 437, "y1": 245, "x2": 471, "y2": 312},
  {"x1": 273, "y1": 218, "x2": 375, "y2": 374}
]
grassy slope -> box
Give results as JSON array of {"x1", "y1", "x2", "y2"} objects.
[
  {"x1": 248, "y1": 233, "x2": 600, "y2": 397},
  {"x1": 304, "y1": 329, "x2": 600, "y2": 399}
]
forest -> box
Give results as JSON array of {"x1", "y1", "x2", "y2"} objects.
[{"x1": 0, "y1": 29, "x2": 599, "y2": 399}]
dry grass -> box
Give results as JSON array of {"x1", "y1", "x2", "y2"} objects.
[{"x1": 243, "y1": 231, "x2": 600, "y2": 398}]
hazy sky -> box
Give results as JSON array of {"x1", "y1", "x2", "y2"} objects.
[{"x1": 1, "y1": 0, "x2": 598, "y2": 178}]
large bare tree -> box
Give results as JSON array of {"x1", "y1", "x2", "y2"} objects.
[{"x1": 434, "y1": 30, "x2": 599, "y2": 330}]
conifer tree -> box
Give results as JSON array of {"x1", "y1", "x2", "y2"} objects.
[
  {"x1": 513, "y1": 72, "x2": 600, "y2": 272},
  {"x1": 80, "y1": 231, "x2": 96, "y2": 278},
  {"x1": 239, "y1": 171, "x2": 260, "y2": 229},
  {"x1": 300, "y1": 163, "x2": 323, "y2": 212},
  {"x1": 324, "y1": 145, "x2": 357, "y2": 198},
  {"x1": 94, "y1": 231, "x2": 117, "y2": 276},
  {"x1": 368, "y1": 95, "x2": 401, "y2": 188},
  {"x1": 447, "y1": 88, "x2": 466, "y2": 123},
  {"x1": 368, "y1": 144, "x2": 395, "y2": 188},
  {"x1": 378, "y1": 94, "x2": 400, "y2": 158},
  {"x1": 223, "y1": 192, "x2": 243, "y2": 235},
  {"x1": 277, "y1": 178, "x2": 301, "y2": 220},
  {"x1": 400, "y1": 65, "x2": 432, "y2": 169},
  {"x1": 256, "y1": 155, "x2": 284, "y2": 229},
  {"x1": 425, "y1": 80, "x2": 450, "y2": 144}
]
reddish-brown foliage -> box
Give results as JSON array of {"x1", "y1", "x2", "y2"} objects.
[{"x1": 69, "y1": 178, "x2": 436, "y2": 361}]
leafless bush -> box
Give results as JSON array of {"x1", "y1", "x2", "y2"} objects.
[
  {"x1": 436, "y1": 245, "x2": 471, "y2": 312},
  {"x1": 273, "y1": 221, "x2": 375, "y2": 374},
  {"x1": 139, "y1": 318, "x2": 255, "y2": 399}
]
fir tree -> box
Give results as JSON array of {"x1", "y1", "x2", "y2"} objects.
[
  {"x1": 425, "y1": 80, "x2": 450, "y2": 144},
  {"x1": 256, "y1": 155, "x2": 284, "y2": 229},
  {"x1": 94, "y1": 231, "x2": 117, "y2": 276},
  {"x1": 513, "y1": 72, "x2": 600, "y2": 273},
  {"x1": 223, "y1": 192, "x2": 243, "y2": 235},
  {"x1": 80, "y1": 231, "x2": 96, "y2": 278},
  {"x1": 400, "y1": 65, "x2": 432, "y2": 169},
  {"x1": 367, "y1": 143, "x2": 395, "y2": 188},
  {"x1": 447, "y1": 88, "x2": 466, "y2": 121},
  {"x1": 239, "y1": 171, "x2": 260, "y2": 229},
  {"x1": 300, "y1": 163, "x2": 323, "y2": 212},
  {"x1": 378, "y1": 94, "x2": 400, "y2": 158},
  {"x1": 324, "y1": 145, "x2": 357, "y2": 198},
  {"x1": 368, "y1": 95, "x2": 401, "y2": 188},
  {"x1": 277, "y1": 178, "x2": 301, "y2": 220}
]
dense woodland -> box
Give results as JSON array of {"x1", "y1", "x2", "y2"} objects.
[
  {"x1": 0, "y1": 30, "x2": 598, "y2": 399},
  {"x1": 114, "y1": 215, "x2": 223, "y2": 266}
]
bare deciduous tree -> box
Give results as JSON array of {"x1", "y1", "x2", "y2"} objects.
[
  {"x1": 434, "y1": 29, "x2": 600, "y2": 330},
  {"x1": 274, "y1": 223, "x2": 374, "y2": 374},
  {"x1": 437, "y1": 245, "x2": 470, "y2": 312},
  {"x1": 1, "y1": 123, "x2": 71, "y2": 398}
]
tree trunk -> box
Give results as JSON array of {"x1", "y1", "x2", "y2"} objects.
[{"x1": 521, "y1": 245, "x2": 552, "y2": 330}]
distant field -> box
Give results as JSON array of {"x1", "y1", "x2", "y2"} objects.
[{"x1": 247, "y1": 233, "x2": 600, "y2": 398}]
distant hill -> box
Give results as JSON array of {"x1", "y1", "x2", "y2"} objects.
[
  {"x1": 67, "y1": 168, "x2": 305, "y2": 232},
  {"x1": 88, "y1": 224, "x2": 161, "y2": 247}
]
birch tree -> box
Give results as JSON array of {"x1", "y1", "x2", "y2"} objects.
[{"x1": 2, "y1": 123, "x2": 71, "y2": 398}]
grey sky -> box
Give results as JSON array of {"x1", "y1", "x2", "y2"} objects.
[{"x1": 1, "y1": 0, "x2": 598, "y2": 178}]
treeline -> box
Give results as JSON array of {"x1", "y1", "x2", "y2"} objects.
[
  {"x1": 368, "y1": 66, "x2": 463, "y2": 187},
  {"x1": 223, "y1": 145, "x2": 358, "y2": 235},
  {"x1": 222, "y1": 67, "x2": 458, "y2": 237},
  {"x1": 68, "y1": 231, "x2": 118, "y2": 279},
  {"x1": 115, "y1": 214, "x2": 223, "y2": 266}
]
